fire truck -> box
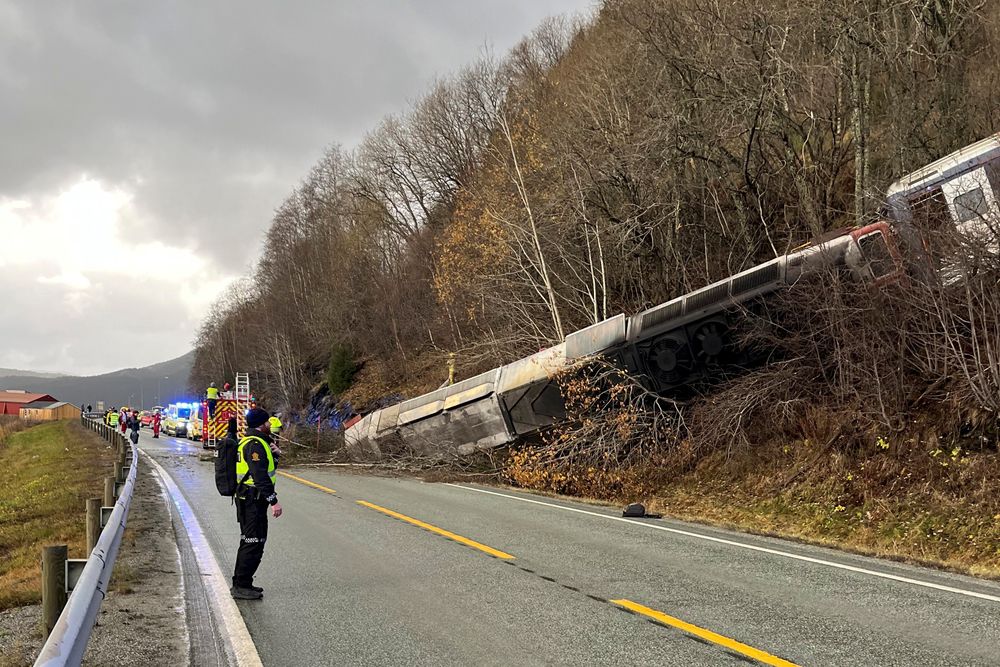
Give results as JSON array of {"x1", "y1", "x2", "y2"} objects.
[{"x1": 199, "y1": 373, "x2": 251, "y2": 449}]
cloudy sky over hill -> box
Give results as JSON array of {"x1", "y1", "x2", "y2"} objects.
[{"x1": 0, "y1": 0, "x2": 591, "y2": 375}]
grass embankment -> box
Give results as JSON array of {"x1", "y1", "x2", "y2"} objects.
[
  {"x1": 0, "y1": 419, "x2": 115, "y2": 610},
  {"x1": 646, "y1": 438, "x2": 1000, "y2": 577}
]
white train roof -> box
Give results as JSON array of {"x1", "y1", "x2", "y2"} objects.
[{"x1": 886, "y1": 133, "x2": 1000, "y2": 199}]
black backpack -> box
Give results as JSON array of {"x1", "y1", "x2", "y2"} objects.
[{"x1": 214, "y1": 435, "x2": 248, "y2": 496}]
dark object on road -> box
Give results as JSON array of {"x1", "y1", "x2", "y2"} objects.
[
  {"x1": 230, "y1": 585, "x2": 262, "y2": 600},
  {"x1": 623, "y1": 503, "x2": 662, "y2": 519}
]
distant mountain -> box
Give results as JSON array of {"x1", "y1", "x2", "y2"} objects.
[
  {"x1": 0, "y1": 368, "x2": 64, "y2": 379},
  {"x1": 0, "y1": 352, "x2": 194, "y2": 409}
]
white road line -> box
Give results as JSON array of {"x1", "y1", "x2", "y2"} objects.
[
  {"x1": 445, "y1": 483, "x2": 1000, "y2": 604},
  {"x1": 144, "y1": 452, "x2": 264, "y2": 667}
]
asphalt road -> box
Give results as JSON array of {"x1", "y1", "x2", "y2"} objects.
[{"x1": 136, "y1": 429, "x2": 1000, "y2": 666}]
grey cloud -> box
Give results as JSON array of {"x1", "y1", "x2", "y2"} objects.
[{"x1": 0, "y1": 0, "x2": 593, "y2": 374}]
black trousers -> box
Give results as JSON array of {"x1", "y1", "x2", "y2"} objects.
[{"x1": 233, "y1": 496, "x2": 269, "y2": 588}]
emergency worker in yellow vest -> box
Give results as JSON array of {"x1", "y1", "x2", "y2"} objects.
[
  {"x1": 108, "y1": 409, "x2": 119, "y2": 428},
  {"x1": 267, "y1": 415, "x2": 284, "y2": 459},
  {"x1": 206, "y1": 382, "x2": 220, "y2": 418},
  {"x1": 231, "y1": 408, "x2": 283, "y2": 600}
]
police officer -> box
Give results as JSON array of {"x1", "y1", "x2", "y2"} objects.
[{"x1": 231, "y1": 408, "x2": 283, "y2": 600}]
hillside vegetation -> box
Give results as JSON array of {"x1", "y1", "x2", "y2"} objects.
[
  {"x1": 192, "y1": 1, "x2": 1000, "y2": 571},
  {"x1": 0, "y1": 419, "x2": 115, "y2": 609}
]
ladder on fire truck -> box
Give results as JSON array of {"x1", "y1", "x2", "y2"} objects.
[{"x1": 234, "y1": 372, "x2": 250, "y2": 416}]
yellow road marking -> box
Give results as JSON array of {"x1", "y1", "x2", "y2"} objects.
[
  {"x1": 278, "y1": 471, "x2": 336, "y2": 495},
  {"x1": 611, "y1": 599, "x2": 800, "y2": 667},
  {"x1": 357, "y1": 500, "x2": 515, "y2": 560}
]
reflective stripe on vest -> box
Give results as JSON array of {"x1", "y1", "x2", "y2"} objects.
[
  {"x1": 109, "y1": 413, "x2": 119, "y2": 425},
  {"x1": 236, "y1": 435, "x2": 276, "y2": 487},
  {"x1": 207, "y1": 387, "x2": 219, "y2": 399}
]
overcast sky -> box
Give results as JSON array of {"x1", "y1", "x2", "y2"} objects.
[{"x1": 0, "y1": 0, "x2": 593, "y2": 376}]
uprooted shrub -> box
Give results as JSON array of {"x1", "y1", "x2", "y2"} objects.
[{"x1": 504, "y1": 362, "x2": 687, "y2": 499}]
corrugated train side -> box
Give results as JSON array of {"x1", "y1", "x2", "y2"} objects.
[{"x1": 345, "y1": 223, "x2": 900, "y2": 459}]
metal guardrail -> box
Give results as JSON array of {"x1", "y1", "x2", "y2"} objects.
[{"x1": 34, "y1": 417, "x2": 139, "y2": 667}]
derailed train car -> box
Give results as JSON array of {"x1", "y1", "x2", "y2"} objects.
[
  {"x1": 346, "y1": 134, "x2": 1000, "y2": 459},
  {"x1": 346, "y1": 222, "x2": 901, "y2": 458}
]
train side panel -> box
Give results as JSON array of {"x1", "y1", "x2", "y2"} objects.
[{"x1": 391, "y1": 369, "x2": 512, "y2": 456}]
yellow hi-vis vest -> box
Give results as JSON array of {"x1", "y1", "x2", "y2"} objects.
[
  {"x1": 236, "y1": 435, "x2": 275, "y2": 487},
  {"x1": 206, "y1": 386, "x2": 220, "y2": 400},
  {"x1": 109, "y1": 412, "x2": 119, "y2": 426},
  {"x1": 268, "y1": 416, "x2": 282, "y2": 433}
]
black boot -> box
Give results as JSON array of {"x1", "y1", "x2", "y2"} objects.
[{"x1": 230, "y1": 586, "x2": 262, "y2": 600}]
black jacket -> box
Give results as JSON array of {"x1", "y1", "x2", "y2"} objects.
[{"x1": 239, "y1": 428, "x2": 277, "y2": 505}]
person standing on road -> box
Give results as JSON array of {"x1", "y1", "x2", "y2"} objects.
[
  {"x1": 128, "y1": 410, "x2": 141, "y2": 445},
  {"x1": 231, "y1": 408, "x2": 282, "y2": 600},
  {"x1": 267, "y1": 414, "x2": 284, "y2": 459}
]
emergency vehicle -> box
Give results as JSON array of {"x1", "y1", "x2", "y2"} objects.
[
  {"x1": 164, "y1": 402, "x2": 196, "y2": 438},
  {"x1": 200, "y1": 373, "x2": 251, "y2": 449}
]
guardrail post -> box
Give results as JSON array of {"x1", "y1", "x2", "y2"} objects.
[
  {"x1": 41, "y1": 545, "x2": 67, "y2": 639},
  {"x1": 103, "y1": 476, "x2": 115, "y2": 507},
  {"x1": 85, "y1": 498, "x2": 101, "y2": 553},
  {"x1": 114, "y1": 461, "x2": 124, "y2": 484}
]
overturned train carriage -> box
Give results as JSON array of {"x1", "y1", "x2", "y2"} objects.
[{"x1": 345, "y1": 221, "x2": 902, "y2": 460}]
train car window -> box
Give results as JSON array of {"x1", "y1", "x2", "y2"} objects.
[
  {"x1": 907, "y1": 187, "x2": 951, "y2": 230},
  {"x1": 953, "y1": 187, "x2": 989, "y2": 222},
  {"x1": 858, "y1": 231, "x2": 895, "y2": 279}
]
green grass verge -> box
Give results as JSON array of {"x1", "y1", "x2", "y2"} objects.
[{"x1": 0, "y1": 420, "x2": 115, "y2": 610}]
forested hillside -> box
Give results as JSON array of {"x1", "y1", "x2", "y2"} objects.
[
  {"x1": 192, "y1": 0, "x2": 1000, "y2": 571},
  {"x1": 192, "y1": 0, "x2": 999, "y2": 408}
]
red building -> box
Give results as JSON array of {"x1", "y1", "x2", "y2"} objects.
[{"x1": 0, "y1": 390, "x2": 57, "y2": 415}]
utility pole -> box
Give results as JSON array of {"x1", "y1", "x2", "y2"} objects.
[{"x1": 157, "y1": 376, "x2": 169, "y2": 405}]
